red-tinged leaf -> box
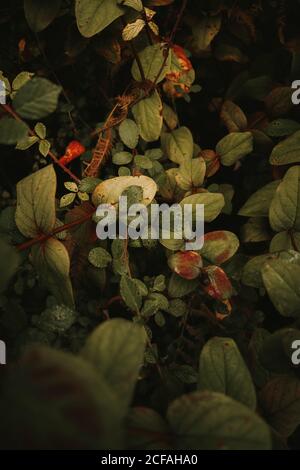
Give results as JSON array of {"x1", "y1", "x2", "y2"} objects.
[
  {"x1": 201, "y1": 149, "x2": 220, "y2": 178},
  {"x1": 201, "y1": 231, "x2": 239, "y2": 265},
  {"x1": 203, "y1": 266, "x2": 233, "y2": 300},
  {"x1": 168, "y1": 251, "x2": 203, "y2": 280}
]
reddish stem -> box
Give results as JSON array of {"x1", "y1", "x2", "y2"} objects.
[{"x1": 17, "y1": 211, "x2": 94, "y2": 251}]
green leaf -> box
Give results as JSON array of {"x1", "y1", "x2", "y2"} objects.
[
  {"x1": 119, "y1": 119, "x2": 139, "y2": 149},
  {"x1": 0, "y1": 345, "x2": 123, "y2": 449},
  {"x1": 242, "y1": 254, "x2": 274, "y2": 288},
  {"x1": 64, "y1": 182, "x2": 78, "y2": 193},
  {"x1": 75, "y1": 0, "x2": 124, "y2": 38},
  {"x1": 24, "y1": 0, "x2": 62, "y2": 32},
  {"x1": 239, "y1": 180, "x2": 280, "y2": 217},
  {"x1": 175, "y1": 157, "x2": 206, "y2": 190},
  {"x1": 249, "y1": 328, "x2": 272, "y2": 388},
  {"x1": 16, "y1": 135, "x2": 39, "y2": 150},
  {"x1": 270, "y1": 129, "x2": 300, "y2": 165},
  {"x1": 216, "y1": 131, "x2": 253, "y2": 167},
  {"x1": 265, "y1": 119, "x2": 300, "y2": 137},
  {"x1": 259, "y1": 377, "x2": 300, "y2": 437},
  {"x1": 0, "y1": 239, "x2": 21, "y2": 294},
  {"x1": 113, "y1": 151, "x2": 133, "y2": 165},
  {"x1": 12, "y1": 71, "x2": 34, "y2": 92},
  {"x1": 261, "y1": 250, "x2": 300, "y2": 318},
  {"x1": 37, "y1": 305, "x2": 77, "y2": 334},
  {"x1": 240, "y1": 76, "x2": 273, "y2": 101},
  {"x1": 153, "y1": 274, "x2": 166, "y2": 292},
  {"x1": 161, "y1": 127, "x2": 193, "y2": 164},
  {"x1": 31, "y1": 238, "x2": 74, "y2": 308},
  {"x1": 132, "y1": 90, "x2": 163, "y2": 142},
  {"x1": 13, "y1": 77, "x2": 62, "y2": 120},
  {"x1": 141, "y1": 293, "x2": 169, "y2": 317},
  {"x1": 15, "y1": 165, "x2": 56, "y2": 238},
  {"x1": 270, "y1": 231, "x2": 300, "y2": 252},
  {"x1": 79, "y1": 177, "x2": 101, "y2": 193},
  {"x1": 259, "y1": 329, "x2": 297, "y2": 374},
  {"x1": 81, "y1": 318, "x2": 146, "y2": 409},
  {"x1": 172, "y1": 364, "x2": 198, "y2": 384},
  {"x1": 134, "y1": 155, "x2": 153, "y2": 169},
  {"x1": 88, "y1": 247, "x2": 112, "y2": 268},
  {"x1": 168, "y1": 273, "x2": 198, "y2": 298},
  {"x1": 0, "y1": 117, "x2": 28, "y2": 145},
  {"x1": 167, "y1": 298, "x2": 187, "y2": 317},
  {"x1": 39, "y1": 139, "x2": 50, "y2": 157},
  {"x1": 126, "y1": 407, "x2": 171, "y2": 450},
  {"x1": 167, "y1": 391, "x2": 271, "y2": 450},
  {"x1": 269, "y1": 166, "x2": 300, "y2": 232},
  {"x1": 200, "y1": 231, "x2": 239, "y2": 264},
  {"x1": 198, "y1": 337, "x2": 257, "y2": 409},
  {"x1": 241, "y1": 217, "x2": 271, "y2": 243},
  {"x1": 120, "y1": 275, "x2": 142, "y2": 312},
  {"x1": 34, "y1": 122, "x2": 46, "y2": 139},
  {"x1": 131, "y1": 43, "x2": 171, "y2": 84},
  {"x1": 78, "y1": 191, "x2": 89, "y2": 201},
  {"x1": 180, "y1": 192, "x2": 225, "y2": 222},
  {"x1": 59, "y1": 193, "x2": 76, "y2": 208}
]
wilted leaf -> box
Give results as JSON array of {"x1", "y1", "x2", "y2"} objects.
[
  {"x1": 122, "y1": 19, "x2": 145, "y2": 41},
  {"x1": 92, "y1": 175, "x2": 157, "y2": 206},
  {"x1": 203, "y1": 265, "x2": 233, "y2": 300}
]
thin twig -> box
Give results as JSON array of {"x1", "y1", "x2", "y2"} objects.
[{"x1": 16, "y1": 211, "x2": 94, "y2": 251}]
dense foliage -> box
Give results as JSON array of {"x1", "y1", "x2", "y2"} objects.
[{"x1": 0, "y1": 0, "x2": 300, "y2": 450}]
